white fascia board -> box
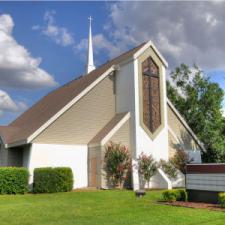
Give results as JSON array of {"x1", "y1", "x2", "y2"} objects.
[
  {"x1": 167, "y1": 98, "x2": 206, "y2": 152},
  {"x1": 133, "y1": 40, "x2": 168, "y2": 68},
  {"x1": 27, "y1": 66, "x2": 116, "y2": 143},
  {"x1": 101, "y1": 112, "x2": 131, "y2": 146},
  {"x1": 6, "y1": 139, "x2": 27, "y2": 148}
]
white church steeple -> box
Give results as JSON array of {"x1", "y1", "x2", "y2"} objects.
[{"x1": 86, "y1": 16, "x2": 95, "y2": 74}]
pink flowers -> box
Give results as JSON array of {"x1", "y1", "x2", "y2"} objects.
[{"x1": 104, "y1": 142, "x2": 131, "y2": 189}]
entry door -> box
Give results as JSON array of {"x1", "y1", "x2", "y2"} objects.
[{"x1": 90, "y1": 157, "x2": 97, "y2": 187}]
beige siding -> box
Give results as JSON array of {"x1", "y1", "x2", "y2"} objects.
[
  {"x1": 107, "y1": 120, "x2": 131, "y2": 150},
  {"x1": 33, "y1": 76, "x2": 115, "y2": 144},
  {"x1": 167, "y1": 104, "x2": 199, "y2": 157}
]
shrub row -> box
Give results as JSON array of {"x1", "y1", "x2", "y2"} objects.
[
  {"x1": 0, "y1": 167, "x2": 29, "y2": 194},
  {"x1": 162, "y1": 189, "x2": 187, "y2": 202},
  {"x1": 33, "y1": 167, "x2": 73, "y2": 193}
]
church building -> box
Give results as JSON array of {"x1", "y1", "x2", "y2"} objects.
[{"x1": 0, "y1": 19, "x2": 204, "y2": 190}]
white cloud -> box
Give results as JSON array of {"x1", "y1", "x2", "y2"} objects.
[
  {"x1": 0, "y1": 14, "x2": 57, "y2": 89},
  {"x1": 0, "y1": 90, "x2": 27, "y2": 116},
  {"x1": 33, "y1": 11, "x2": 74, "y2": 47},
  {"x1": 104, "y1": 1, "x2": 225, "y2": 70},
  {"x1": 75, "y1": 33, "x2": 122, "y2": 59}
]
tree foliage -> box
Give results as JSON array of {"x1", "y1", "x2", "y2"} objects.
[
  {"x1": 167, "y1": 64, "x2": 225, "y2": 162},
  {"x1": 137, "y1": 153, "x2": 157, "y2": 189},
  {"x1": 104, "y1": 142, "x2": 131, "y2": 189},
  {"x1": 169, "y1": 150, "x2": 193, "y2": 174}
]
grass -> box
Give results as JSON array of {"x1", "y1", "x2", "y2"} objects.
[{"x1": 0, "y1": 190, "x2": 225, "y2": 225}]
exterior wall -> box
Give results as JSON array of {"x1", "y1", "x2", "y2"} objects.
[
  {"x1": 88, "y1": 145, "x2": 102, "y2": 188},
  {"x1": 134, "y1": 47, "x2": 169, "y2": 161},
  {"x1": 25, "y1": 143, "x2": 88, "y2": 188},
  {"x1": 115, "y1": 60, "x2": 136, "y2": 157},
  {"x1": 0, "y1": 139, "x2": 23, "y2": 167},
  {"x1": 116, "y1": 46, "x2": 169, "y2": 190},
  {"x1": 33, "y1": 76, "x2": 115, "y2": 145},
  {"x1": 108, "y1": 120, "x2": 131, "y2": 150},
  {"x1": 0, "y1": 138, "x2": 7, "y2": 166},
  {"x1": 167, "y1": 103, "x2": 200, "y2": 157},
  {"x1": 7, "y1": 147, "x2": 23, "y2": 166}
]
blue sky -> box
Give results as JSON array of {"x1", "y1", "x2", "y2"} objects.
[{"x1": 0, "y1": 1, "x2": 225, "y2": 125}]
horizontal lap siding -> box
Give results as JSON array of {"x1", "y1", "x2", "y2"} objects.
[
  {"x1": 108, "y1": 120, "x2": 131, "y2": 150},
  {"x1": 33, "y1": 77, "x2": 115, "y2": 145},
  {"x1": 167, "y1": 104, "x2": 199, "y2": 153}
]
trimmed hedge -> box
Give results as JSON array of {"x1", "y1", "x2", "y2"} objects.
[
  {"x1": 162, "y1": 189, "x2": 187, "y2": 202},
  {"x1": 33, "y1": 167, "x2": 73, "y2": 193},
  {"x1": 0, "y1": 167, "x2": 29, "y2": 194},
  {"x1": 218, "y1": 193, "x2": 225, "y2": 208}
]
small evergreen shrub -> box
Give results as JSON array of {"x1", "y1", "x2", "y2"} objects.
[
  {"x1": 162, "y1": 189, "x2": 187, "y2": 202},
  {"x1": 0, "y1": 167, "x2": 29, "y2": 194},
  {"x1": 162, "y1": 190, "x2": 177, "y2": 202},
  {"x1": 176, "y1": 189, "x2": 188, "y2": 201},
  {"x1": 33, "y1": 167, "x2": 73, "y2": 193},
  {"x1": 218, "y1": 193, "x2": 225, "y2": 208}
]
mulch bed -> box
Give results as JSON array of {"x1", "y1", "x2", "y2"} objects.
[{"x1": 158, "y1": 201, "x2": 225, "y2": 212}]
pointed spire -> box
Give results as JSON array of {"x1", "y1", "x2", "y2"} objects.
[{"x1": 86, "y1": 16, "x2": 95, "y2": 74}]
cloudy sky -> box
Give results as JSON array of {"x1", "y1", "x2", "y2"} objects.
[{"x1": 0, "y1": 1, "x2": 225, "y2": 124}]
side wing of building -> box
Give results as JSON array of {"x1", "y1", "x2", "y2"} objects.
[{"x1": 167, "y1": 101, "x2": 203, "y2": 158}]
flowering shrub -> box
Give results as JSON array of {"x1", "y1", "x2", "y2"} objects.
[
  {"x1": 137, "y1": 153, "x2": 157, "y2": 189},
  {"x1": 170, "y1": 150, "x2": 193, "y2": 174},
  {"x1": 158, "y1": 159, "x2": 178, "y2": 179},
  {"x1": 104, "y1": 142, "x2": 131, "y2": 189}
]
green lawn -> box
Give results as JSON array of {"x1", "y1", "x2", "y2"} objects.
[{"x1": 0, "y1": 190, "x2": 225, "y2": 225}]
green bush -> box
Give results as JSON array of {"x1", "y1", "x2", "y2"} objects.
[
  {"x1": 0, "y1": 167, "x2": 29, "y2": 194},
  {"x1": 218, "y1": 193, "x2": 225, "y2": 208},
  {"x1": 33, "y1": 167, "x2": 73, "y2": 193},
  {"x1": 162, "y1": 190, "x2": 177, "y2": 202},
  {"x1": 176, "y1": 189, "x2": 188, "y2": 201},
  {"x1": 162, "y1": 189, "x2": 187, "y2": 202}
]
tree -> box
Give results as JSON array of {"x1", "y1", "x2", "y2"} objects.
[
  {"x1": 167, "y1": 64, "x2": 225, "y2": 162},
  {"x1": 104, "y1": 142, "x2": 131, "y2": 189},
  {"x1": 137, "y1": 153, "x2": 157, "y2": 189},
  {"x1": 169, "y1": 150, "x2": 193, "y2": 174}
]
